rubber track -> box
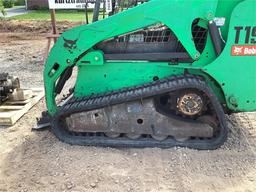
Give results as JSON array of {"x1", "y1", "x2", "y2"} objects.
[{"x1": 51, "y1": 75, "x2": 228, "y2": 150}]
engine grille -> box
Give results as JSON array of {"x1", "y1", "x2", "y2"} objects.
[{"x1": 192, "y1": 19, "x2": 208, "y2": 53}]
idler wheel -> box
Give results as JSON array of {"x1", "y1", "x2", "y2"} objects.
[
  {"x1": 126, "y1": 133, "x2": 141, "y2": 140},
  {"x1": 151, "y1": 134, "x2": 168, "y2": 141},
  {"x1": 105, "y1": 132, "x2": 120, "y2": 138},
  {"x1": 174, "y1": 137, "x2": 189, "y2": 142}
]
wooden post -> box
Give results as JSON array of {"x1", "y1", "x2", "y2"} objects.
[
  {"x1": 41, "y1": 9, "x2": 58, "y2": 65},
  {"x1": 50, "y1": 9, "x2": 58, "y2": 43}
]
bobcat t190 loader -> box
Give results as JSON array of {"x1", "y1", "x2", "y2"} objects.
[{"x1": 42, "y1": 0, "x2": 256, "y2": 149}]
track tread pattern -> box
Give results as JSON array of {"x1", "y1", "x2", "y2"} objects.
[{"x1": 51, "y1": 75, "x2": 228, "y2": 150}]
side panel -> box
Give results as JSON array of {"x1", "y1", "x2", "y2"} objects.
[
  {"x1": 205, "y1": 0, "x2": 256, "y2": 112},
  {"x1": 75, "y1": 62, "x2": 184, "y2": 97}
]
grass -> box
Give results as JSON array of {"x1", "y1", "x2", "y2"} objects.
[{"x1": 10, "y1": 10, "x2": 95, "y2": 22}]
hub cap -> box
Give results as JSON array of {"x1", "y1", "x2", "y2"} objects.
[{"x1": 177, "y1": 93, "x2": 203, "y2": 116}]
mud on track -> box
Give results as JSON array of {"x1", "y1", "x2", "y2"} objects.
[{"x1": 0, "y1": 27, "x2": 255, "y2": 192}]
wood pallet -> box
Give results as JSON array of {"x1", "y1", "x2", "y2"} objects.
[{"x1": 0, "y1": 88, "x2": 44, "y2": 126}]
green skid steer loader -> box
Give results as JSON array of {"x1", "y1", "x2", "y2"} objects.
[{"x1": 40, "y1": 0, "x2": 256, "y2": 149}]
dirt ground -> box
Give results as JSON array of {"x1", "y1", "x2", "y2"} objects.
[
  {"x1": 0, "y1": 21, "x2": 255, "y2": 192},
  {"x1": 0, "y1": 20, "x2": 81, "y2": 34}
]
